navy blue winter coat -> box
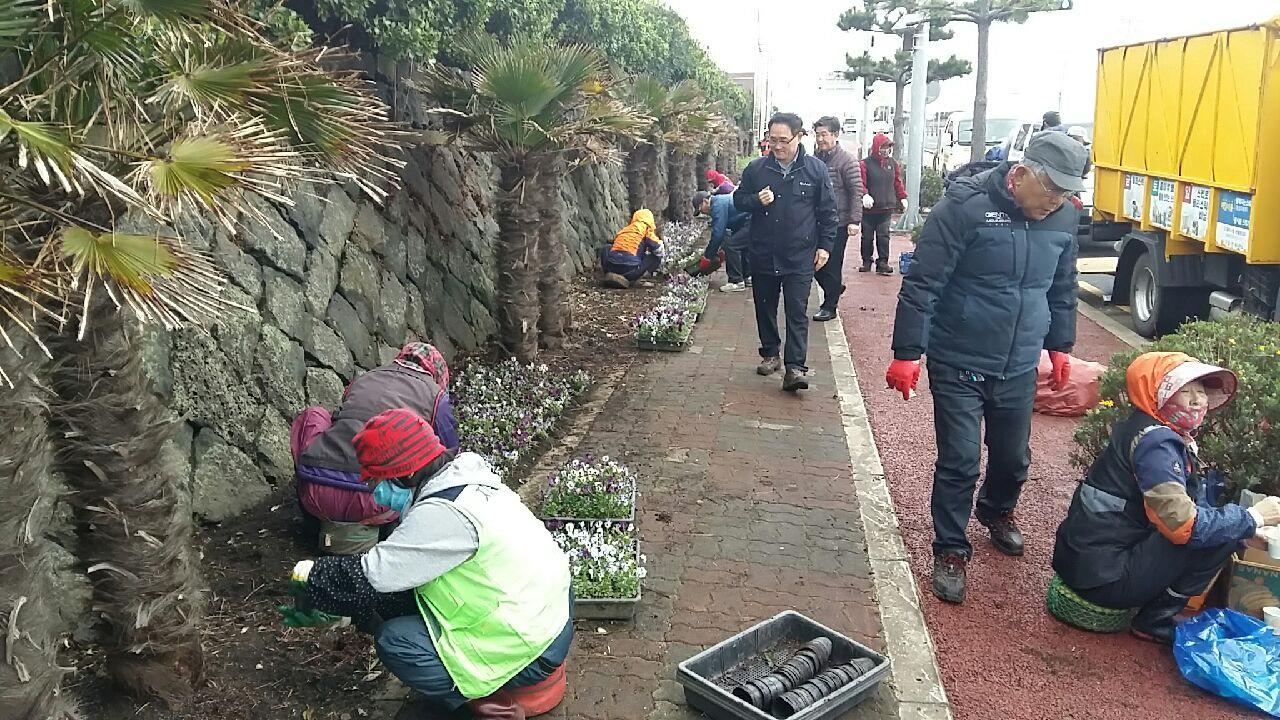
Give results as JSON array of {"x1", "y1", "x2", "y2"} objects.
[{"x1": 892, "y1": 162, "x2": 1078, "y2": 379}]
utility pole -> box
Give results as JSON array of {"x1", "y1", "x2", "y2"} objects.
[{"x1": 898, "y1": 19, "x2": 928, "y2": 230}]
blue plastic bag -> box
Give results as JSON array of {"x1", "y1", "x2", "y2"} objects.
[{"x1": 1174, "y1": 608, "x2": 1280, "y2": 717}]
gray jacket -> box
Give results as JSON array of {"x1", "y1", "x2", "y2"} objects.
[{"x1": 816, "y1": 144, "x2": 864, "y2": 226}]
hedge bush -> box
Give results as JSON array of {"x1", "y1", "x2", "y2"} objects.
[
  {"x1": 1071, "y1": 316, "x2": 1280, "y2": 497},
  {"x1": 921, "y1": 167, "x2": 944, "y2": 208}
]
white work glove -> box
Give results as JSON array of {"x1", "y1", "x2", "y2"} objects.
[
  {"x1": 862, "y1": 194, "x2": 874, "y2": 210},
  {"x1": 900, "y1": 198, "x2": 909, "y2": 212},
  {"x1": 1250, "y1": 496, "x2": 1280, "y2": 530},
  {"x1": 291, "y1": 559, "x2": 314, "y2": 584}
]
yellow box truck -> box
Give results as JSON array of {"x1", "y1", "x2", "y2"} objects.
[{"x1": 1092, "y1": 18, "x2": 1280, "y2": 336}]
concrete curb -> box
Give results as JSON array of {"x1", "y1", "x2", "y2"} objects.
[
  {"x1": 823, "y1": 320, "x2": 953, "y2": 720},
  {"x1": 1076, "y1": 300, "x2": 1147, "y2": 350}
]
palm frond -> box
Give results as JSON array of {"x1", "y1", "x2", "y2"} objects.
[
  {"x1": 59, "y1": 227, "x2": 239, "y2": 339},
  {"x1": 114, "y1": 0, "x2": 213, "y2": 22},
  {"x1": 0, "y1": 0, "x2": 42, "y2": 50}
]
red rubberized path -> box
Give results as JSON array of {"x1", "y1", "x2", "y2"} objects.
[{"x1": 837, "y1": 234, "x2": 1251, "y2": 720}]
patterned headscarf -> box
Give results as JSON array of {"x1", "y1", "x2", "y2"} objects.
[
  {"x1": 394, "y1": 342, "x2": 450, "y2": 389},
  {"x1": 1125, "y1": 351, "x2": 1236, "y2": 434}
]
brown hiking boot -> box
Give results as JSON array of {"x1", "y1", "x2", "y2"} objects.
[
  {"x1": 602, "y1": 272, "x2": 630, "y2": 289},
  {"x1": 858, "y1": 261, "x2": 873, "y2": 273},
  {"x1": 757, "y1": 356, "x2": 782, "y2": 376}
]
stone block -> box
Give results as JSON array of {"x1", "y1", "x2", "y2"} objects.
[
  {"x1": 327, "y1": 293, "x2": 378, "y2": 370},
  {"x1": 351, "y1": 201, "x2": 387, "y2": 254},
  {"x1": 209, "y1": 286, "x2": 262, "y2": 381},
  {"x1": 379, "y1": 223, "x2": 408, "y2": 279},
  {"x1": 318, "y1": 185, "x2": 356, "y2": 256},
  {"x1": 211, "y1": 230, "x2": 263, "y2": 301},
  {"x1": 262, "y1": 268, "x2": 309, "y2": 345},
  {"x1": 256, "y1": 409, "x2": 293, "y2": 485},
  {"x1": 405, "y1": 227, "x2": 428, "y2": 285},
  {"x1": 192, "y1": 428, "x2": 271, "y2": 521},
  {"x1": 289, "y1": 184, "x2": 326, "y2": 248},
  {"x1": 378, "y1": 271, "x2": 409, "y2": 346},
  {"x1": 339, "y1": 244, "x2": 381, "y2": 326},
  {"x1": 442, "y1": 294, "x2": 476, "y2": 350},
  {"x1": 306, "y1": 367, "x2": 344, "y2": 410},
  {"x1": 405, "y1": 289, "x2": 427, "y2": 338},
  {"x1": 254, "y1": 324, "x2": 306, "y2": 418},
  {"x1": 170, "y1": 328, "x2": 265, "y2": 449},
  {"x1": 238, "y1": 193, "x2": 306, "y2": 278},
  {"x1": 302, "y1": 247, "x2": 339, "y2": 315},
  {"x1": 469, "y1": 298, "x2": 496, "y2": 342},
  {"x1": 306, "y1": 316, "x2": 355, "y2": 378}
]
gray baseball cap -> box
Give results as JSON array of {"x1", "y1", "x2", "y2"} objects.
[{"x1": 1022, "y1": 131, "x2": 1090, "y2": 192}]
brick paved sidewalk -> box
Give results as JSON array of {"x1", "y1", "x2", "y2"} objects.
[{"x1": 542, "y1": 284, "x2": 899, "y2": 720}]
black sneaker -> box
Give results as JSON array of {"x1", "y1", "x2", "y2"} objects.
[
  {"x1": 875, "y1": 262, "x2": 893, "y2": 276},
  {"x1": 858, "y1": 262, "x2": 873, "y2": 273},
  {"x1": 782, "y1": 369, "x2": 809, "y2": 392},
  {"x1": 932, "y1": 554, "x2": 967, "y2": 603},
  {"x1": 757, "y1": 356, "x2": 782, "y2": 376},
  {"x1": 977, "y1": 514, "x2": 1025, "y2": 556}
]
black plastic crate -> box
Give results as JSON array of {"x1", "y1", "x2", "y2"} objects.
[{"x1": 676, "y1": 611, "x2": 890, "y2": 720}]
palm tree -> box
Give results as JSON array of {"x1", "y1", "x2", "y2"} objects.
[
  {"x1": 1, "y1": 0, "x2": 400, "y2": 710},
  {"x1": 425, "y1": 35, "x2": 648, "y2": 360}
]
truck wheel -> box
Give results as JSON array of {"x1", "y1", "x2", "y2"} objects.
[{"x1": 1129, "y1": 251, "x2": 1206, "y2": 337}]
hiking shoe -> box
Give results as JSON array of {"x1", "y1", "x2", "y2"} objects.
[
  {"x1": 782, "y1": 369, "x2": 809, "y2": 392},
  {"x1": 720, "y1": 282, "x2": 747, "y2": 293},
  {"x1": 811, "y1": 308, "x2": 837, "y2": 322},
  {"x1": 875, "y1": 262, "x2": 893, "y2": 276},
  {"x1": 745, "y1": 277, "x2": 753, "y2": 287},
  {"x1": 977, "y1": 514, "x2": 1025, "y2": 556},
  {"x1": 858, "y1": 261, "x2": 873, "y2": 273},
  {"x1": 932, "y1": 554, "x2": 967, "y2": 603},
  {"x1": 757, "y1": 356, "x2": 782, "y2": 376},
  {"x1": 602, "y1": 273, "x2": 630, "y2": 289}
]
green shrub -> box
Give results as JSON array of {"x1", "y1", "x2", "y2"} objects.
[
  {"x1": 1071, "y1": 316, "x2": 1280, "y2": 497},
  {"x1": 921, "y1": 167, "x2": 944, "y2": 208}
]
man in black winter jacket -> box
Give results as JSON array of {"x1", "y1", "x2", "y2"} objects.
[
  {"x1": 734, "y1": 112, "x2": 839, "y2": 392},
  {"x1": 885, "y1": 132, "x2": 1088, "y2": 603}
]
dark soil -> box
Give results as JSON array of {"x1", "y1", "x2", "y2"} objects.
[{"x1": 68, "y1": 272, "x2": 666, "y2": 720}]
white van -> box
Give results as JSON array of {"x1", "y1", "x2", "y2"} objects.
[{"x1": 931, "y1": 114, "x2": 1019, "y2": 172}]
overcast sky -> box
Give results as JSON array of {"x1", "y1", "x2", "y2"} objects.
[{"x1": 661, "y1": 0, "x2": 1280, "y2": 130}]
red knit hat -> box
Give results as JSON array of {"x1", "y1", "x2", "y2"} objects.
[
  {"x1": 705, "y1": 169, "x2": 723, "y2": 183},
  {"x1": 354, "y1": 408, "x2": 447, "y2": 483}
]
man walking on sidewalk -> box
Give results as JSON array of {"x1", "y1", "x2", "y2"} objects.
[
  {"x1": 885, "y1": 132, "x2": 1087, "y2": 603},
  {"x1": 811, "y1": 116, "x2": 863, "y2": 322},
  {"x1": 859, "y1": 133, "x2": 907, "y2": 275},
  {"x1": 734, "y1": 112, "x2": 839, "y2": 392}
]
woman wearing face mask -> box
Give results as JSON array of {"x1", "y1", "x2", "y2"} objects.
[{"x1": 1052, "y1": 351, "x2": 1280, "y2": 643}]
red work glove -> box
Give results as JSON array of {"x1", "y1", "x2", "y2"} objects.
[
  {"x1": 717, "y1": 249, "x2": 726, "y2": 262},
  {"x1": 1048, "y1": 351, "x2": 1071, "y2": 392},
  {"x1": 1068, "y1": 195, "x2": 1084, "y2": 212},
  {"x1": 885, "y1": 359, "x2": 921, "y2": 401}
]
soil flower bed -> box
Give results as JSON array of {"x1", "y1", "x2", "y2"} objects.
[
  {"x1": 453, "y1": 359, "x2": 591, "y2": 476},
  {"x1": 550, "y1": 522, "x2": 645, "y2": 600},
  {"x1": 540, "y1": 454, "x2": 637, "y2": 521}
]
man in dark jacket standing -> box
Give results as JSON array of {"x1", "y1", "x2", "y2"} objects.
[
  {"x1": 734, "y1": 112, "x2": 839, "y2": 392},
  {"x1": 885, "y1": 132, "x2": 1088, "y2": 603},
  {"x1": 859, "y1": 133, "x2": 907, "y2": 275},
  {"x1": 811, "y1": 116, "x2": 863, "y2": 322}
]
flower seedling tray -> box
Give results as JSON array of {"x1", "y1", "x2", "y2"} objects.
[
  {"x1": 541, "y1": 484, "x2": 638, "y2": 525},
  {"x1": 637, "y1": 338, "x2": 691, "y2": 352},
  {"x1": 676, "y1": 610, "x2": 889, "y2": 720},
  {"x1": 573, "y1": 542, "x2": 643, "y2": 621}
]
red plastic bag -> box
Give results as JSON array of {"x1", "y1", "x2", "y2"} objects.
[{"x1": 1034, "y1": 350, "x2": 1105, "y2": 417}]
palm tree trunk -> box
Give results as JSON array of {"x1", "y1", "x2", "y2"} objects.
[
  {"x1": 695, "y1": 150, "x2": 711, "y2": 193},
  {"x1": 666, "y1": 149, "x2": 694, "y2": 223},
  {"x1": 0, "y1": 337, "x2": 81, "y2": 720},
  {"x1": 496, "y1": 160, "x2": 543, "y2": 361},
  {"x1": 624, "y1": 142, "x2": 655, "y2": 215},
  {"x1": 49, "y1": 306, "x2": 203, "y2": 708},
  {"x1": 536, "y1": 158, "x2": 569, "y2": 350},
  {"x1": 970, "y1": 12, "x2": 992, "y2": 164}
]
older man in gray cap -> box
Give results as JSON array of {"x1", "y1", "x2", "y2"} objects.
[{"x1": 885, "y1": 131, "x2": 1089, "y2": 604}]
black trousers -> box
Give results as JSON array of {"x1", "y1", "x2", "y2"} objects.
[
  {"x1": 752, "y1": 271, "x2": 813, "y2": 372},
  {"x1": 861, "y1": 214, "x2": 891, "y2": 264},
  {"x1": 1076, "y1": 535, "x2": 1238, "y2": 609},
  {"x1": 603, "y1": 253, "x2": 660, "y2": 282},
  {"x1": 927, "y1": 359, "x2": 1037, "y2": 557},
  {"x1": 815, "y1": 225, "x2": 849, "y2": 312}
]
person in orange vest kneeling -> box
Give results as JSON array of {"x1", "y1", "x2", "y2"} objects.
[{"x1": 289, "y1": 408, "x2": 573, "y2": 719}]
